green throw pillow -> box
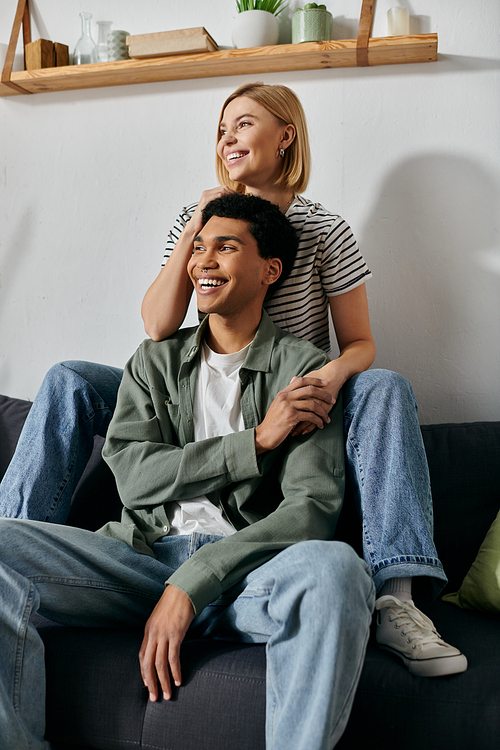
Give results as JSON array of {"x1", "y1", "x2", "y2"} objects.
[{"x1": 443, "y1": 508, "x2": 500, "y2": 613}]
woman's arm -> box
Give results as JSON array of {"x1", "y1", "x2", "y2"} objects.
[
  {"x1": 292, "y1": 284, "x2": 375, "y2": 435},
  {"x1": 141, "y1": 186, "x2": 233, "y2": 341},
  {"x1": 322, "y1": 283, "x2": 376, "y2": 400}
]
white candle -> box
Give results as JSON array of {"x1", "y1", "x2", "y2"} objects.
[{"x1": 387, "y1": 7, "x2": 410, "y2": 36}]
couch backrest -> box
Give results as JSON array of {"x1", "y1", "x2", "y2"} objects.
[{"x1": 422, "y1": 422, "x2": 500, "y2": 592}]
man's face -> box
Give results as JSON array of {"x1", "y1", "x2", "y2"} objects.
[{"x1": 187, "y1": 216, "x2": 280, "y2": 318}]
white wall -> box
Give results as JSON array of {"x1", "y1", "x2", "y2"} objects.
[{"x1": 1, "y1": 0, "x2": 499, "y2": 424}]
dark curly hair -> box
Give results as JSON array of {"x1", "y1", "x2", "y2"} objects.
[{"x1": 201, "y1": 193, "x2": 298, "y2": 294}]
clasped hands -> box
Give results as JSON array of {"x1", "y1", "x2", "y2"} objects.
[{"x1": 254, "y1": 372, "x2": 337, "y2": 454}]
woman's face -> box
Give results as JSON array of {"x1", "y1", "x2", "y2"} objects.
[{"x1": 217, "y1": 96, "x2": 293, "y2": 192}]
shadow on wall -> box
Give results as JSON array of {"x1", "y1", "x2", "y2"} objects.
[{"x1": 361, "y1": 153, "x2": 500, "y2": 423}]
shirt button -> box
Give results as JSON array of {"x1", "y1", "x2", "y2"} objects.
[{"x1": 163, "y1": 526, "x2": 169, "y2": 533}]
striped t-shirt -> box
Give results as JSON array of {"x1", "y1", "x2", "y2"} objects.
[{"x1": 162, "y1": 194, "x2": 371, "y2": 353}]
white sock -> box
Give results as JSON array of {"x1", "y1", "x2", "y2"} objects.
[{"x1": 378, "y1": 577, "x2": 412, "y2": 603}]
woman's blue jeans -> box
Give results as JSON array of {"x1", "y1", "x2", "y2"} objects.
[
  {"x1": 0, "y1": 521, "x2": 374, "y2": 750},
  {"x1": 0, "y1": 361, "x2": 447, "y2": 593}
]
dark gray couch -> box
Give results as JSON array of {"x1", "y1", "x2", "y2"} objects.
[{"x1": 0, "y1": 393, "x2": 499, "y2": 750}]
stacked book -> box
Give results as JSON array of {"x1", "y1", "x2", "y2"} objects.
[{"x1": 126, "y1": 27, "x2": 218, "y2": 58}]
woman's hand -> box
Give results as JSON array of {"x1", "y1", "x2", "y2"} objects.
[
  {"x1": 290, "y1": 361, "x2": 345, "y2": 437},
  {"x1": 142, "y1": 186, "x2": 235, "y2": 341},
  {"x1": 255, "y1": 376, "x2": 334, "y2": 454},
  {"x1": 188, "y1": 186, "x2": 236, "y2": 236}
]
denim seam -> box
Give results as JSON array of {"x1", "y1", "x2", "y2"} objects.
[
  {"x1": 45, "y1": 450, "x2": 78, "y2": 521},
  {"x1": 370, "y1": 555, "x2": 444, "y2": 574},
  {"x1": 235, "y1": 586, "x2": 273, "y2": 598},
  {"x1": 27, "y1": 576, "x2": 160, "y2": 600},
  {"x1": 13, "y1": 582, "x2": 37, "y2": 716},
  {"x1": 328, "y1": 581, "x2": 374, "y2": 742}
]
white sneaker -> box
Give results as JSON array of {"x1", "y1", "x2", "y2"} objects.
[{"x1": 375, "y1": 595, "x2": 468, "y2": 677}]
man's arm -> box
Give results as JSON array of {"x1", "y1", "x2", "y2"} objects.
[
  {"x1": 166, "y1": 389, "x2": 345, "y2": 614},
  {"x1": 138, "y1": 376, "x2": 343, "y2": 704}
]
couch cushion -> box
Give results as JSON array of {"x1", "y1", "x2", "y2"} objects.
[
  {"x1": 38, "y1": 597, "x2": 500, "y2": 750},
  {"x1": 40, "y1": 620, "x2": 266, "y2": 750}
]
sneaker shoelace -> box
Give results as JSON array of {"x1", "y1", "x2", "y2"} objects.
[{"x1": 376, "y1": 596, "x2": 443, "y2": 651}]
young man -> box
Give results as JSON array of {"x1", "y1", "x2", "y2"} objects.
[{"x1": 0, "y1": 194, "x2": 374, "y2": 750}]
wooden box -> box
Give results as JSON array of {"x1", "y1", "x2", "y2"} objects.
[
  {"x1": 54, "y1": 42, "x2": 69, "y2": 67},
  {"x1": 127, "y1": 27, "x2": 218, "y2": 59},
  {"x1": 24, "y1": 38, "x2": 69, "y2": 70},
  {"x1": 25, "y1": 38, "x2": 54, "y2": 69}
]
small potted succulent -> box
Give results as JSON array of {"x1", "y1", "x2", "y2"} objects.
[
  {"x1": 232, "y1": 0, "x2": 288, "y2": 49},
  {"x1": 292, "y1": 3, "x2": 333, "y2": 44}
]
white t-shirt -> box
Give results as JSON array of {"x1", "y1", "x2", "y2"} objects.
[
  {"x1": 162, "y1": 194, "x2": 372, "y2": 354},
  {"x1": 166, "y1": 341, "x2": 251, "y2": 537}
]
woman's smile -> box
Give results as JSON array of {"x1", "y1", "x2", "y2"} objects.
[{"x1": 225, "y1": 149, "x2": 249, "y2": 166}]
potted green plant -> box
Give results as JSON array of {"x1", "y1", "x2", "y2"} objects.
[
  {"x1": 292, "y1": 3, "x2": 333, "y2": 44},
  {"x1": 232, "y1": 0, "x2": 288, "y2": 49}
]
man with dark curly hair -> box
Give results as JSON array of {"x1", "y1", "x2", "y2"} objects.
[{"x1": 0, "y1": 193, "x2": 374, "y2": 750}]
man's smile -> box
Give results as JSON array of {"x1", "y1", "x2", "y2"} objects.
[{"x1": 196, "y1": 276, "x2": 228, "y2": 293}]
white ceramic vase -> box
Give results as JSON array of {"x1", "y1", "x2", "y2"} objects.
[{"x1": 231, "y1": 10, "x2": 279, "y2": 49}]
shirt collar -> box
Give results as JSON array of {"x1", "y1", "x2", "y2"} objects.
[{"x1": 187, "y1": 311, "x2": 277, "y2": 373}]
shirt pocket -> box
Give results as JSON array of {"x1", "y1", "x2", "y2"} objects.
[{"x1": 152, "y1": 388, "x2": 181, "y2": 437}]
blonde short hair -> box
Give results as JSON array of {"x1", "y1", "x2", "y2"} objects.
[{"x1": 215, "y1": 82, "x2": 311, "y2": 194}]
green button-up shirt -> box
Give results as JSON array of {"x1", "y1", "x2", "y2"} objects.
[{"x1": 98, "y1": 311, "x2": 345, "y2": 614}]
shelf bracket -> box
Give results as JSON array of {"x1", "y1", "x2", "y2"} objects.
[
  {"x1": 356, "y1": 0, "x2": 375, "y2": 67},
  {"x1": 1, "y1": 0, "x2": 32, "y2": 94}
]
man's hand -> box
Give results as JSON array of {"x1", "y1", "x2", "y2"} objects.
[
  {"x1": 254, "y1": 376, "x2": 334, "y2": 455},
  {"x1": 139, "y1": 584, "x2": 195, "y2": 702}
]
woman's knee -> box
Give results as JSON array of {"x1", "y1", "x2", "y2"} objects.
[
  {"x1": 41, "y1": 361, "x2": 122, "y2": 403},
  {"x1": 343, "y1": 369, "x2": 417, "y2": 418},
  {"x1": 349, "y1": 369, "x2": 413, "y2": 395}
]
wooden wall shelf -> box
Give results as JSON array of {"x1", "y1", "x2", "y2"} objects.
[
  {"x1": 0, "y1": 34, "x2": 438, "y2": 98},
  {"x1": 0, "y1": 1, "x2": 437, "y2": 98}
]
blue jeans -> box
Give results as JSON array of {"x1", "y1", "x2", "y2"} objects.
[
  {"x1": 342, "y1": 370, "x2": 446, "y2": 596},
  {"x1": 0, "y1": 519, "x2": 374, "y2": 750},
  {"x1": 0, "y1": 361, "x2": 123, "y2": 524},
  {"x1": 0, "y1": 361, "x2": 447, "y2": 593}
]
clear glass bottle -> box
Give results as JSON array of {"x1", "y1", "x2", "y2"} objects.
[
  {"x1": 96, "y1": 21, "x2": 112, "y2": 63},
  {"x1": 73, "y1": 12, "x2": 98, "y2": 65}
]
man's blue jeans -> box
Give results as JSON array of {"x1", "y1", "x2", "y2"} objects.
[
  {"x1": 0, "y1": 520, "x2": 374, "y2": 750},
  {"x1": 0, "y1": 361, "x2": 447, "y2": 594}
]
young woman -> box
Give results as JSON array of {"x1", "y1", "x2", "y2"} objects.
[{"x1": 0, "y1": 82, "x2": 466, "y2": 678}]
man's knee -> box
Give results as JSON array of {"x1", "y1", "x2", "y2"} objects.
[{"x1": 285, "y1": 540, "x2": 372, "y2": 597}]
